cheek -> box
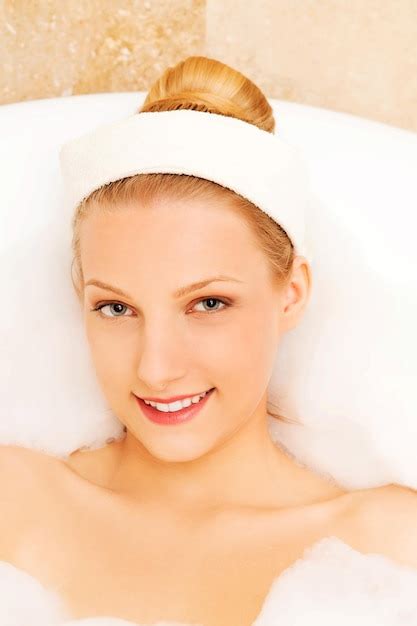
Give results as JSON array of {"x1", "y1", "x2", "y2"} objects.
[
  {"x1": 207, "y1": 307, "x2": 278, "y2": 389},
  {"x1": 84, "y1": 322, "x2": 136, "y2": 389}
]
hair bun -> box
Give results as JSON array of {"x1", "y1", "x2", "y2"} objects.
[{"x1": 139, "y1": 55, "x2": 276, "y2": 133}]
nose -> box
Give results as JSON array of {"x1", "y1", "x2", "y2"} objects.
[{"x1": 135, "y1": 322, "x2": 187, "y2": 392}]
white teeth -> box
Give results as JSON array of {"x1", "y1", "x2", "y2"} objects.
[{"x1": 144, "y1": 390, "x2": 210, "y2": 412}]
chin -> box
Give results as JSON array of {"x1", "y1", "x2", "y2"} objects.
[{"x1": 141, "y1": 436, "x2": 214, "y2": 464}]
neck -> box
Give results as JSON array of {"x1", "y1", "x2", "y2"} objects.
[{"x1": 104, "y1": 408, "x2": 338, "y2": 515}]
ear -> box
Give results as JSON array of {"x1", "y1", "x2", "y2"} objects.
[{"x1": 280, "y1": 256, "x2": 312, "y2": 332}]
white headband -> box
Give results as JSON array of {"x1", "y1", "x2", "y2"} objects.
[{"x1": 59, "y1": 109, "x2": 314, "y2": 263}]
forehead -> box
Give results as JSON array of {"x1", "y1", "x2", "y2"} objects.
[{"x1": 79, "y1": 197, "x2": 267, "y2": 280}]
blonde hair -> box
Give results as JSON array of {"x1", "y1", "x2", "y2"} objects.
[{"x1": 71, "y1": 55, "x2": 299, "y2": 425}]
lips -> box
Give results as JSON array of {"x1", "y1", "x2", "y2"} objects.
[
  {"x1": 135, "y1": 388, "x2": 215, "y2": 425},
  {"x1": 139, "y1": 388, "x2": 214, "y2": 404}
]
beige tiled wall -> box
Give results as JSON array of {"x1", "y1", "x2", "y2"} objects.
[
  {"x1": 0, "y1": 1, "x2": 205, "y2": 101},
  {"x1": 207, "y1": 0, "x2": 417, "y2": 132},
  {"x1": 1, "y1": 0, "x2": 416, "y2": 132}
]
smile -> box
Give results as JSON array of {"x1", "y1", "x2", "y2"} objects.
[{"x1": 135, "y1": 388, "x2": 215, "y2": 425}]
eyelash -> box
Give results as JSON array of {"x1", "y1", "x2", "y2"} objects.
[{"x1": 90, "y1": 297, "x2": 231, "y2": 320}]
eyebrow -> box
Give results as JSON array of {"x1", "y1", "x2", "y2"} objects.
[{"x1": 84, "y1": 275, "x2": 244, "y2": 300}]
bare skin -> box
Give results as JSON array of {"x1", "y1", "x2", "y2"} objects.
[
  {"x1": 2, "y1": 440, "x2": 370, "y2": 626},
  {"x1": 0, "y1": 196, "x2": 392, "y2": 625}
]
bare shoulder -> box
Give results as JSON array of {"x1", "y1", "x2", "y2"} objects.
[
  {"x1": 339, "y1": 483, "x2": 417, "y2": 570},
  {"x1": 0, "y1": 443, "x2": 62, "y2": 482},
  {"x1": 0, "y1": 444, "x2": 64, "y2": 559}
]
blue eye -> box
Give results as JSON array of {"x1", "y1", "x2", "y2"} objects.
[
  {"x1": 192, "y1": 298, "x2": 228, "y2": 313},
  {"x1": 90, "y1": 297, "x2": 230, "y2": 319},
  {"x1": 92, "y1": 302, "x2": 134, "y2": 318}
]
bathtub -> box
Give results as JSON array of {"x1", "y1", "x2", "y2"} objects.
[{"x1": 1, "y1": 92, "x2": 417, "y2": 625}]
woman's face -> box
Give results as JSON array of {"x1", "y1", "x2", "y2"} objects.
[{"x1": 79, "y1": 196, "x2": 306, "y2": 462}]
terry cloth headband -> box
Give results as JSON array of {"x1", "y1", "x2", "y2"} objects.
[{"x1": 59, "y1": 109, "x2": 314, "y2": 264}]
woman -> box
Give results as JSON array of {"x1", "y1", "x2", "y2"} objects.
[{"x1": 1, "y1": 56, "x2": 417, "y2": 626}]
